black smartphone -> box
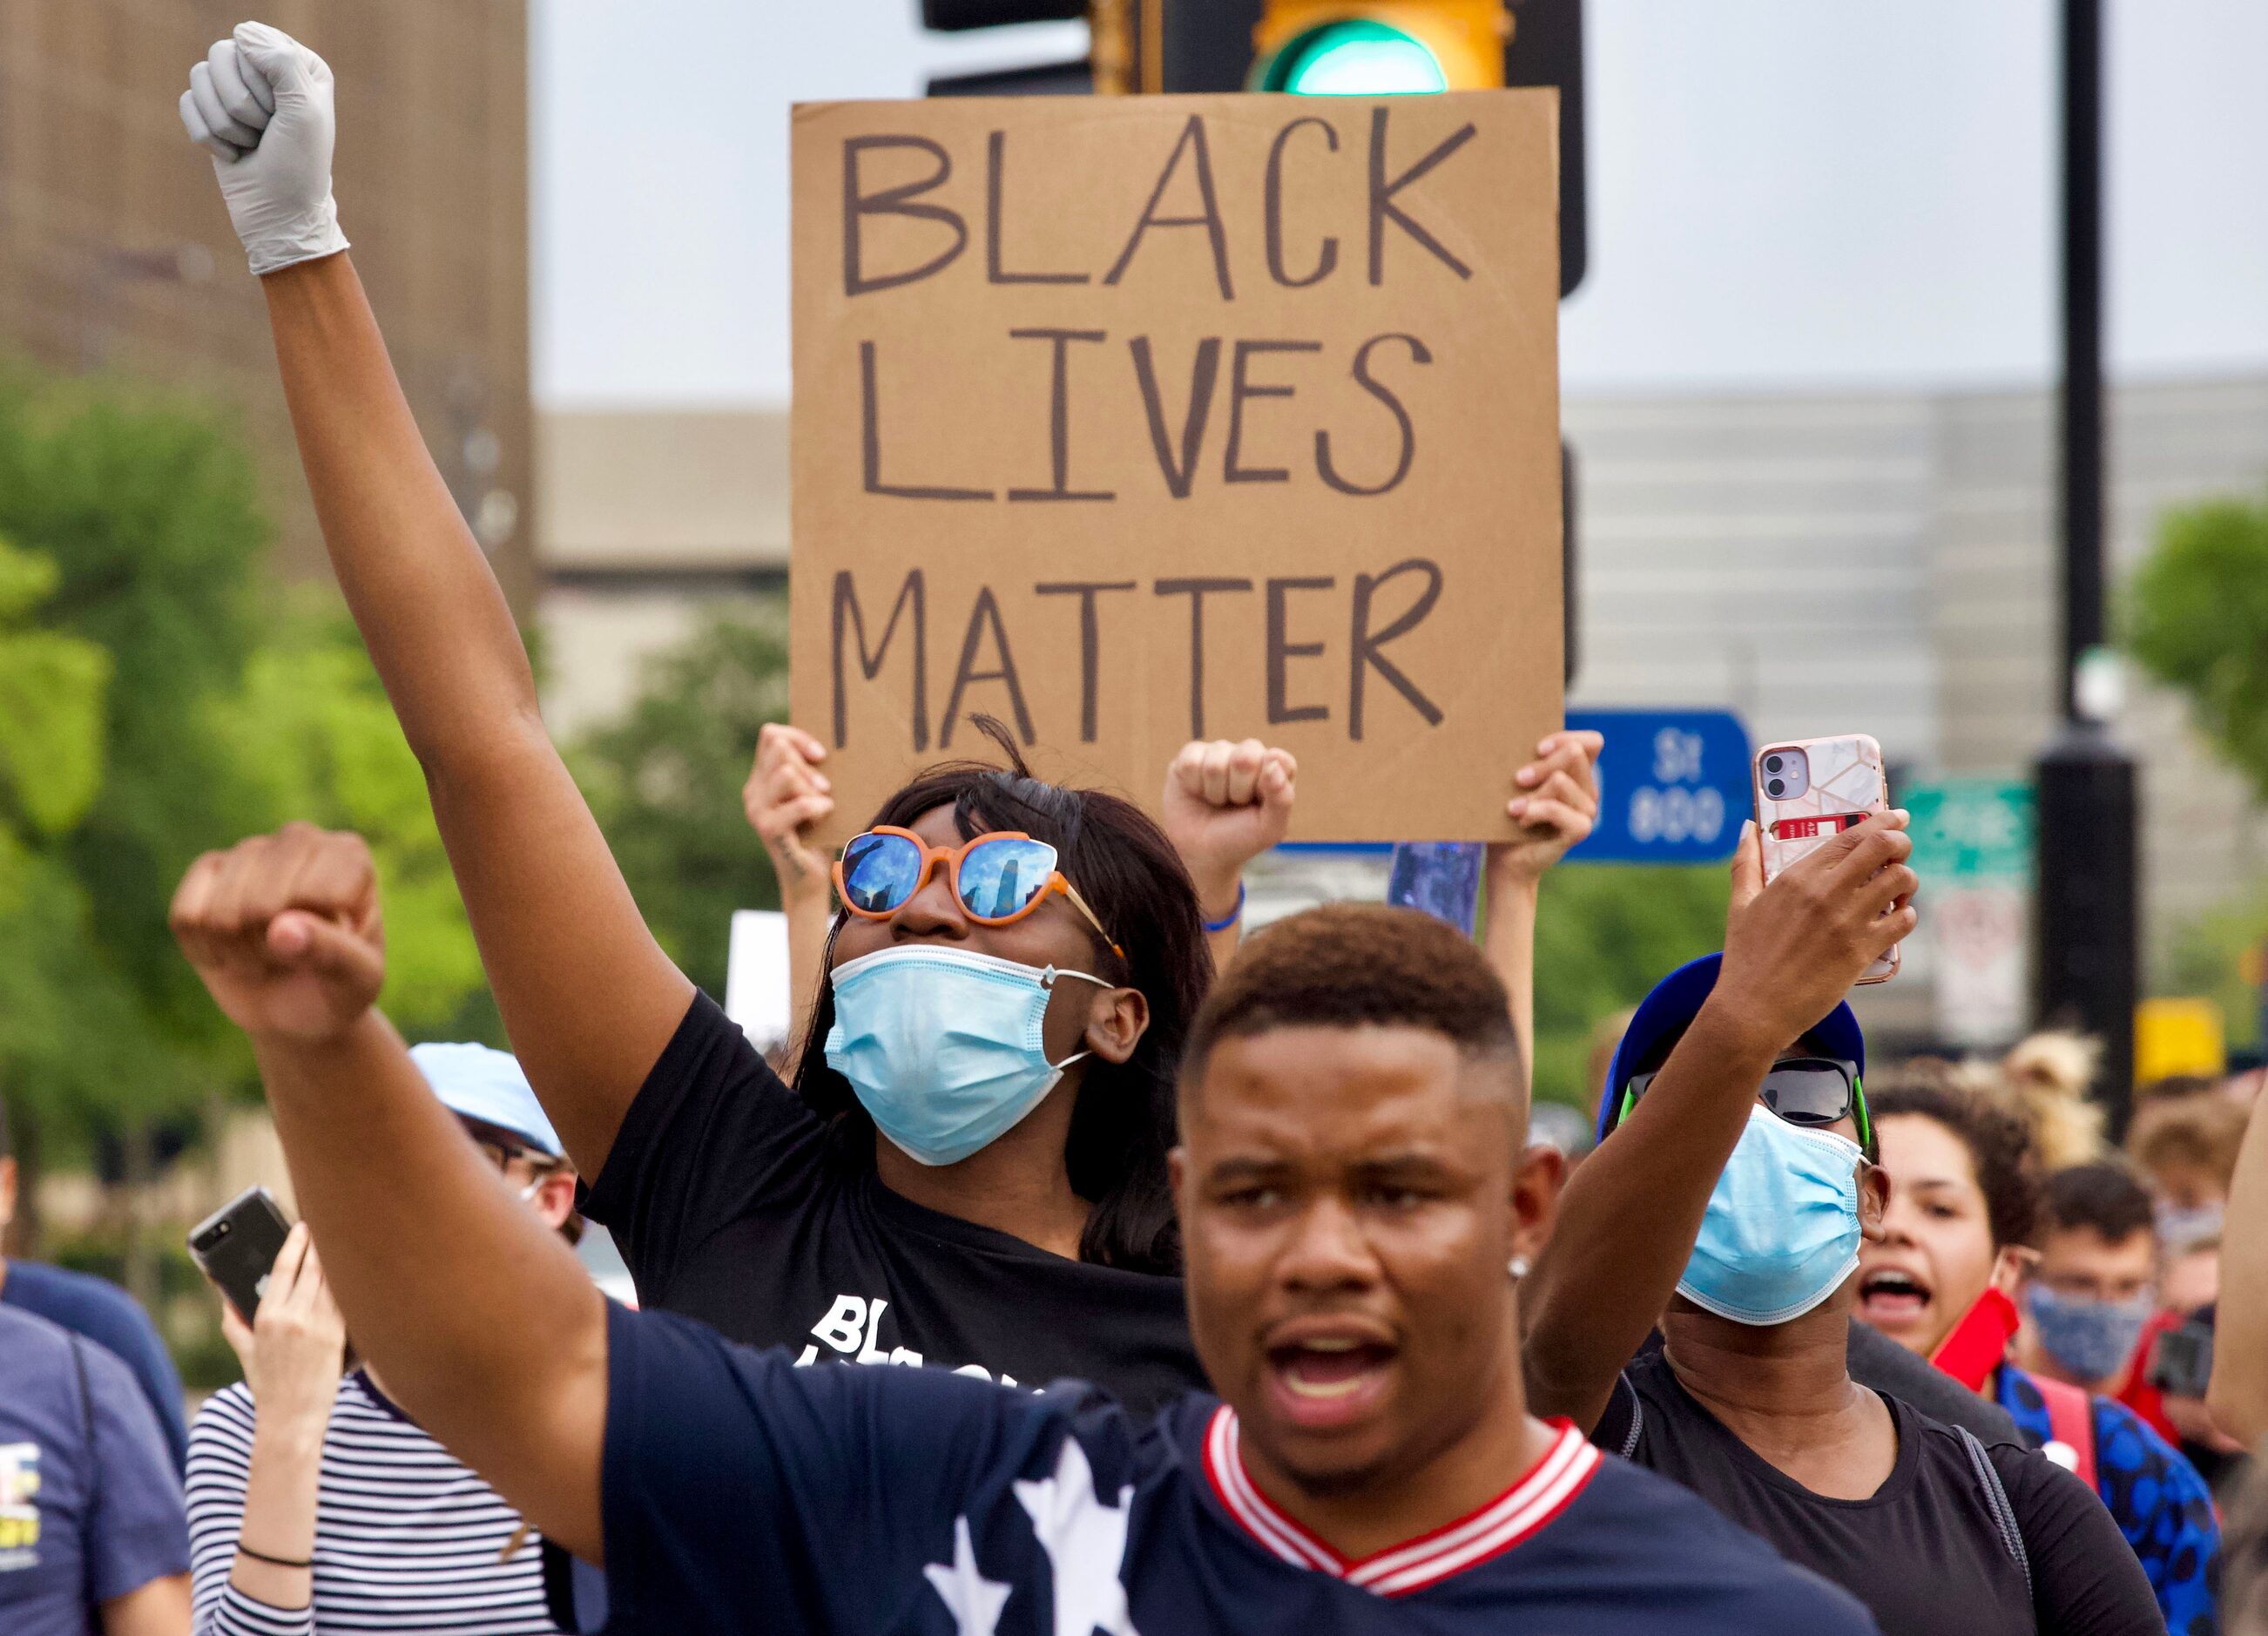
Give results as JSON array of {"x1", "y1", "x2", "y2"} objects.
[
  {"x1": 187, "y1": 1186, "x2": 293, "y2": 1322},
  {"x1": 2146, "y1": 1318, "x2": 2215, "y2": 1400}
]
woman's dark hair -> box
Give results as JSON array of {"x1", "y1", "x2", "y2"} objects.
[
  {"x1": 1869, "y1": 1074, "x2": 2039, "y2": 1249},
  {"x1": 790, "y1": 719, "x2": 1210, "y2": 1274}
]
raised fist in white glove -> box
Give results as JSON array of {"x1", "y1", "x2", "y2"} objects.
[{"x1": 179, "y1": 23, "x2": 348, "y2": 276}]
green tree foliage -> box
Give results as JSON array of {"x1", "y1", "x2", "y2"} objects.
[
  {"x1": 0, "y1": 370, "x2": 270, "y2": 1136},
  {"x1": 0, "y1": 366, "x2": 491, "y2": 1155},
  {"x1": 573, "y1": 601, "x2": 793, "y2": 997},
  {"x1": 206, "y1": 599, "x2": 491, "y2": 1041},
  {"x1": 2128, "y1": 486, "x2": 2268, "y2": 801},
  {"x1": 1529, "y1": 862, "x2": 1734, "y2": 1111},
  {"x1": 2160, "y1": 888, "x2": 2268, "y2": 1054}
]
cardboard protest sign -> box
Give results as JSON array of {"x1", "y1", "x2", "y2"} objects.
[{"x1": 790, "y1": 91, "x2": 1562, "y2": 842}]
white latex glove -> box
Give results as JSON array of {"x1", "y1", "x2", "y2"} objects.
[{"x1": 179, "y1": 23, "x2": 348, "y2": 276}]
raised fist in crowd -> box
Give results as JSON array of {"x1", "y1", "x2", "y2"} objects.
[
  {"x1": 179, "y1": 22, "x2": 348, "y2": 274},
  {"x1": 170, "y1": 822, "x2": 387, "y2": 1044},
  {"x1": 1162, "y1": 739, "x2": 1298, "y2": 924},
  {"x1": 744, "y1": 724, "x2": 837, "y2": 907},
  {"x1": 1711, "y1": 808, "x2": 1918, "y2": 1051}
]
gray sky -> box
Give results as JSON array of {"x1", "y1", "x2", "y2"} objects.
[{"x1": 533, "y1": 0, "x2": 2268, "y2": 407}]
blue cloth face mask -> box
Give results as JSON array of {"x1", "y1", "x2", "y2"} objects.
[
  {"x1": 1678, "y1": 1103, "x2": 1866, "y2": 1327},
  {"x1": 825, "y1": 945, "x2": 1113, "y2": 1168},
  {"x1": 2023, "y1": 1285, "x2": 2155, "y2": 1383}
]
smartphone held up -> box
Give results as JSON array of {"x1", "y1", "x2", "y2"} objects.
[
  {"x1": 1753, "y1": 734, "x2": 1903, "y2": 984},
  {"x1": 187, "y1": 1184, "x2": 293, "y2": 1322}
]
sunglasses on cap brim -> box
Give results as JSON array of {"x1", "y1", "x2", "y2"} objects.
[
  {"x1": 1613, "y1": 1056, "x2": 1872, "y2": 1150},
  {"x1": 833, "y1": 827, "x2": 1125, "y2": 960}
]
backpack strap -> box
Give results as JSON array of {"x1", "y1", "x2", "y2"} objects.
[
  {"x1": 67, "y1": 1335, "x2": 102, "y2": 1612},
  {"x1": 1959, "y1": 1426, "x2": 2033, "y2": 1602},
  {"x1": 2029, "y1": 1374, "x2": 2098, "y2": 1490}
]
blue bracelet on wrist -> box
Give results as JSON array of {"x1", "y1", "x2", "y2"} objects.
[{"x1": 1202, "y1": 882, "x2": 1246, "y2": 935}]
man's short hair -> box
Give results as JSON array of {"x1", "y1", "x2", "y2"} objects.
[
  {"x1": 2038, "y1": 1160, "x2": 2155, "y2": 1243},
  {"x1": 1183, "y1": 903, "x2": 1522, "y2": 1092}
]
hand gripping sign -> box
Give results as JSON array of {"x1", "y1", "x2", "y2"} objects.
[{"x1": 790, "y1": 91, "x2": 1563, "y2": 843}]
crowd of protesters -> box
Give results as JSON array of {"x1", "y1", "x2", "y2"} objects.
[{"x1": 12, "y1": 15, "x2": 2268, "y2": 1636}]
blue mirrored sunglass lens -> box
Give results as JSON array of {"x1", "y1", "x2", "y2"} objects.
[
  {"x1": 956, "y1": 838, "x2": 1056, "y2": 919},
  {"x1": 840, "y1": 834, "x2": 924, "y2": 913}
]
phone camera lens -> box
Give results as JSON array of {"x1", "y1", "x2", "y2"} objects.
[
  {"x1": 213, "y1": 1220, "x2": 231, "y2": 1236},
  {"x1": 1766, "y1": 779, "x2": 1786, "y2": 797},
  {"x1": 1764, "y1": 754, "x2": 1784, "y2": 774}
]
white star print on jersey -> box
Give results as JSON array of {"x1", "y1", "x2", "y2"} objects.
[
  {"x1": 923, "y1": 1515, "x2": 1013, "y2": 1636},
  {"x1": 1012, "y1": 1434, "x2": 1141, "y2": 1636}
]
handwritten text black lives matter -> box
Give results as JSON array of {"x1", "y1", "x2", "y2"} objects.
[{"x1": 827, "y1": 105, "x2": 1486, "y2": 757}]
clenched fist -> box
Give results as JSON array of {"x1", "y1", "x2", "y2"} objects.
[
  {"x1": 170, "y1": 822, "x2": 386, "y2": 1044},
  {"x1": 1710, "y1": 812, "x2": 1919, "y2": 1052},
  {"x1": 743, "y1": 724, "x2": 835, "y2": 904},
  {"x1": 1162, "y1": 739, "x2": 1297, "y2": 922},
  {"x1": 179, "y1": 22, "x2": 348, "y2": 274}
]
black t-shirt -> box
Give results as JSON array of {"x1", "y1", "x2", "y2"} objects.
[
  {"x1": 1844, "y1": 1316, "x2": 2022, "y2": 1444},
  {"x1": 581, "y1": 992, "x2": 1204, "y2": 1416},
  {"x1": 1596, "y1": 1351, "x2": 2162, "y2": 1636}
]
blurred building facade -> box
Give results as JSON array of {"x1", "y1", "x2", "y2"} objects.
[
  {"x1": 0, "y1": 0, "x2": 533, "y2": 604},
  {"x1": 1567, "y1": 372, "x2": 2268, "y2": 1040},
  {"x1": 536, "y1": 408, "x2": 786, "y2": 736}
]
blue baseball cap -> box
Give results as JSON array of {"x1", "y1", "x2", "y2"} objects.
[
  {"x1": 409, "y1": 1042, "x2": 564, "y2": 1161},
  {"x1": 1595, "y1": 953, "x2": 1867, "y2": 1149}
]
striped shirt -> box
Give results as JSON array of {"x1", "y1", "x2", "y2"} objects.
[{"x1": 186, "y1": 1374, "x2": 554, "y2": 1635}]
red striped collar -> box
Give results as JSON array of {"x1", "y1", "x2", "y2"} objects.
[{"x1": 1200, "y1": 1406, "x2": 1600, "y2": 1597}]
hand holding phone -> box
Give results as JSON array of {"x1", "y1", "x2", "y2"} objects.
[
  {"x1": 1753, "y1": 735, "x2": 1903, "y2": 984},
  {"x1": 188, "y1": 1185, "x2": 293, "y2": 1322}
]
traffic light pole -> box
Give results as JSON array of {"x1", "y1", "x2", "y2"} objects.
[{"x1": 2032, "y1": 0, "x2": 2140, "y2": 1130}]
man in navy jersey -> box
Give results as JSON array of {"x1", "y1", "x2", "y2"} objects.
[{"x1": 169, "y1": 823, "x2": 1878, "y2": 1634}]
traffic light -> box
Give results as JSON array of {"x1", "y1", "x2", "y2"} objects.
[
  {"x1": 920, "y1": 0, "x2": 1094, "y2": 97},
  {"x1": 1249, "y1": 3, "x2": 1506, "y2": 95}
]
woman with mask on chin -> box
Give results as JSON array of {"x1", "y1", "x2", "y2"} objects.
[
  {"x1": 1521, "y1": 820, "x2": 2161, "y2": 1636},
  {"x1": 1856, "y1": 1080, "x2": 2221, "y2": 1633}
]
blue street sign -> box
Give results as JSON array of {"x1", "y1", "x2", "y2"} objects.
[{"x1": 1564, "y1": 709, "x2": 1752, "y2": 864}]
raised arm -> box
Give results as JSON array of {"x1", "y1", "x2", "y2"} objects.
[
  {"x1": 169, "y1": 825, "x2": 606, "y2": 1562},
  {"x1": 2208, "y1": 1085, "x2": 2268, "y2": 1443},
  {"x1": 1160, "y1": 739, "x2": 1298, "y2": 970},
  {"x1": 744, "y1": 724, "x2": 840, "y2": 1060},
  {"x1": 1482, "y1": 730, "x2": 1604, "y2": 1087},
  {"x1": 181, "y1": 24, "x2": 689, "y2": 1175},
  {"x1": 1522, "y1": 816, "x2": 1917, "y2": 1432}
]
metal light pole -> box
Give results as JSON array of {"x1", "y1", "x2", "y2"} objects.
[{"x1": 2033, "y1": 0, "x2": 2141, "y2": 1131}]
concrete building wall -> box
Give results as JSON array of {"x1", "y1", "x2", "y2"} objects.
[
  {"x1": 0, "y1": 0, "x2": 533, "y2": 603},
  {"x1": 1568, "y1": 374, "x2": 2268, "y2": 997}
]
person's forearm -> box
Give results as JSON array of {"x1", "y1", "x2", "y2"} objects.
[
  {"x1": 250, "y1": 1010, "x2": 606, "y2": 1560},
  {"x1": 1191, "y1": 869, "x2": 1245, "y2": 972},
  {"x1": 1482, "y1": 875, "x2": 1538, "y2": 1102},
  {"x1": 1521, "y1": 997, "x2": 1783, "y2": 1430},
  {"x1": 2207, "y1": 1092, "x2": 2268, "y2": 1441},
  {"x1": 261, "y1": 254, "x2": 538, "y2": 772},
  {"x1": 225, "y1": 1412, "x2": 325, "y2": 1613},
  {"x1": 259, "y1": 254, "x2": 692, "y2": 1176}
]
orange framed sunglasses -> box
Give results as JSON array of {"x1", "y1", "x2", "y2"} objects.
[{"x1": 833, "y1": 827, "x2": 1124, "y2": 959}]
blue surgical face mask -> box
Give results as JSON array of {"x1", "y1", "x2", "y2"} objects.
[
  {"x1": 1679, "y1": 1104, "x2": 1866, "y2": 1327},
  {"x1": 825, "y1": 945, "x2": 1113, "y2": 1168},
  {"x1": 2023, "y1": 1284, "x2": 2155, "y2": 1383}
]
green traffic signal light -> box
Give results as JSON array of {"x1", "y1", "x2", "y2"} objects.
[{"x1": 1252, "y1": 19, "x2": 1450, "y2": 95}]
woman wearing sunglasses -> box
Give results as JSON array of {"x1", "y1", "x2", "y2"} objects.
[
  {"x1": 1518, "y1": 821, "x2": 2158, "y2": 1635},
  {"x1": 184, "y1": 32, "x2": 1607, "y2": 1416}
]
